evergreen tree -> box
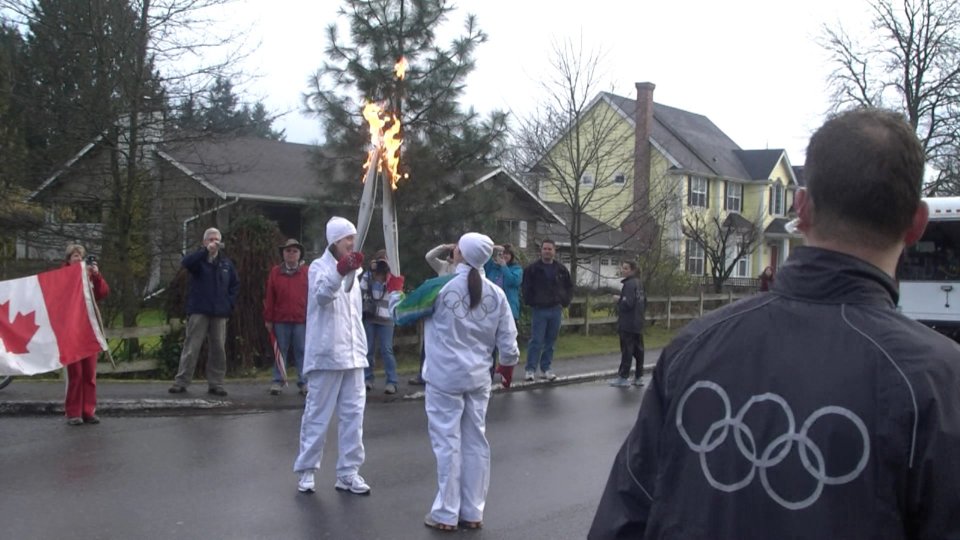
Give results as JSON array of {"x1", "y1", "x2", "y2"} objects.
[
  {"x1": 307, "y1": 0, "x2": 508, "y2": 282},
  {"x1": 174, "y1": 76, "x2": 284, "y2": 140}
]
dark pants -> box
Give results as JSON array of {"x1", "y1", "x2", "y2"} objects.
[{"x1": 617, "y1": 331, "x2": 644, "y2": 380}]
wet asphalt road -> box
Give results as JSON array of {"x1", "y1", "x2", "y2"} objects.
[{"x1": 0, "y1": 380, "x2": 647, "y2": 540}]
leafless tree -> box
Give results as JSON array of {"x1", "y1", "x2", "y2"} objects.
[
  {"x1": 681, "y1": 210, "x2": 763, "y2": 293},
  {"x1": 822, "y1": 0, "x2": 960, "y2": 194},
  {"x1": 511, "y1": 38, "x2": 675, "y2": 286}
]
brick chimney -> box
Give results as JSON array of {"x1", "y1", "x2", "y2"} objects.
[{"x1": 623, "y1": 82, "x2": 655, "y2": 237}]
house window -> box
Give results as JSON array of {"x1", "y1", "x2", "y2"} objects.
[
  {"x1": 600, "y1": 257, "x2": 611, "y2": 266},
  {"x1": 770, "y1": 181, "x2": 785, "y2": 215},
  {"x1": 560, "y1": 254, "x2": 571, "y2": 264},
  {"x1": 580, "y1": 173, "x2": 594, "y2": 186},
  {"x1": 685, "y1": 239, "x2": 705, "y2": 275},
  {"x1": 727, "y1": 241, "x2": 750, "y2": 277},
  {"x1": 689, "y1": 176, "x2": 708, "y2": 208},
  {"x1": 725, "y1": 182, "x2": 742, "y2": 213},
  {"x1": 613, "y1": 172, "x2": 626, "y2": 185},
  {"x1": 496, "y1": 220, "x2": 528, "y2": 248}
]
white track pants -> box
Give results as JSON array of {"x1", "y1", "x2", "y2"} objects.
[
  {"x1": 294, "y1": 368, "x2": 366, "y2": 478},
  {"x1": 425, "y1": 384, "x2": 491, "y2": 525}
]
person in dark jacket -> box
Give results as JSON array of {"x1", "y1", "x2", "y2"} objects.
[
  {"x1": 264, "y1": 238, "x2": 308, "y2": 396},
  {"x1": 169, "y1": 227, "x2": 239, "y2": 396},
  {"x1": 758, "y1": 265, "x2": 775, "y2": 291},
  {"x1": 589, "y1": 108, "x2": 960, "y2": 539},
  {"x1": 608, "y1": 261, "x2": 645, "y2": 388},
  {"x1": 521, "y1": 239, "x2": 573, "y2": 382}
]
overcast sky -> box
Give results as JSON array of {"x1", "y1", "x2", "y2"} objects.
[{"x1": 228, "y1": 0, "x2": 870, "y2": 165}]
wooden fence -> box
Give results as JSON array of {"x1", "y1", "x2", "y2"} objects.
[
  {"x1": 565, "y1": 290, "x2": 753, "y2": 335},
  {"x1": 95, "y1": 290, "x2": 753, "y2": 373}
]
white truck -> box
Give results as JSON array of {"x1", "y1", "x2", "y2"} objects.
[{"x1": 897, "y1": 197, "x2": 960, "y2": 338}]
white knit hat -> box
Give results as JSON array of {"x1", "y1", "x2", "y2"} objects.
[
  {"x1": 326, "y1": 216, "x2": 357, "y2": 245},
  {"x1": 458, "y1": 232, "x2": 494, "y2": 269}
]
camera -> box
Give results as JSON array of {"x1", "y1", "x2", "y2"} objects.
[
  {"x1": 85, "y1": 254, "x2": 97, "y2": 265},
  {"x1": 373, "y1": 260, "x2": 390, "y2": 273}
]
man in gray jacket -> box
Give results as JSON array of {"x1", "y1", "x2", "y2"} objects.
[
  {"x1": 609, "y1": 261, "x2": 645, "y2": 387},
  {"x1": 589, "y1": 108, "x2": 960, "y2": 539}
]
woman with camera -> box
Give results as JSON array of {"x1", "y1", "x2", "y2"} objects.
[
  {"x1": 63, "y1": 244, "x2": 110, "y2": 426},
  {"x1": 360, "y1": 250, "x2": 400, "y2": 394}
]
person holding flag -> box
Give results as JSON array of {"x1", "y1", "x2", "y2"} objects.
[
  {"x1": 391, "y1": 232, "x2": 519, "y2": 531},
  {"x1": 263, "y1": 238, "x2": 309, "y2": 396},
  {"x1": 63, "y1": 244, "x2": 109, "y2": 426}
]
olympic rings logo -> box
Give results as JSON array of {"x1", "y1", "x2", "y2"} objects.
[
  {"x1": 675, "y1": 381, "x2": 870, "y2": 511},
  {"x1": 439, "y1": 290, "x2": 499, "y2": 320}
]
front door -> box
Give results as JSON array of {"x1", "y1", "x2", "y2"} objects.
[{"x1": 770, "y1": 244, "x2": 780, "y2": 271}]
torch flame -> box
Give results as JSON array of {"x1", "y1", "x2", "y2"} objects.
[
  {"x1": 360, "y1": 101, "x2": 403, "y2": 190},
  {"x1": 394, "y1": 56, "x2": 408, "y2": 80}
]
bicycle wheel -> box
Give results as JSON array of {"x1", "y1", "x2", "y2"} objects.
[{"x1": 0, "y1": 375, "x2": 13, "y2": 390}]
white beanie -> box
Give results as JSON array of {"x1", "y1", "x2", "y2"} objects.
[
  {"x1": 326, "y1": 216, "x2": 357, "y2": 245},
  {"x1": 459, "y1": 232, "x2": 494, "y2": 269}
]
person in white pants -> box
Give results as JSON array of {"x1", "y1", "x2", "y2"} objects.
[
  {"x1": 391, "y1": 232, "x2": 519, "y2": 531},
  {"x1": 294, "y1": 216, "x2": 371, "y2": 496}
]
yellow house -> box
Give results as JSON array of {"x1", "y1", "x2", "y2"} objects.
[{"x1": 535, "y1": 82, "x2": 803, "y2": 285}]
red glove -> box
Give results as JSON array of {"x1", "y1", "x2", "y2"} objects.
[
  {"x1": 336, "y1": 252, "x2": 365, "y2": 276},
  {"x1": 495, "y1": 365, "x2": 514, "y2": 388},
  {"x1": 386, "y1": 274, "x2": 405, "y2": 293}
]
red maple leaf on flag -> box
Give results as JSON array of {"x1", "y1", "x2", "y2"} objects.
[{"x1": 0, "y1": 300, "x2": 40, "y2": 354}]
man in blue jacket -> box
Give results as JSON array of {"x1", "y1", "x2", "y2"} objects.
[
  {"x1": 169, "y1": 227, "x2": 239, "y2": 396},
  {"x1": 589, "y1": 108, "x2": 960, "y2": 539}
]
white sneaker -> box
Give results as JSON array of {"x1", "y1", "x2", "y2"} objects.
[
  {"x1": 335, "y1": 474, "x2": 371, "y2": 495},
  {"x1": 544, "y1": 370, "x2": 558, "y2": 381},
  {"x1": 524, "y1": 371, "x2": 536, "y2": 382},
  {"x1": 297, "y1": 471, "x2": 315, "y2": 493}
]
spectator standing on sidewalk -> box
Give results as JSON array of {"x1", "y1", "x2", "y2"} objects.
[
  {"x1": 390, "y1": 232, "x2": 519, "y2": 531},
  {"x1": 758, "y1": 265, "x2": 775, "y2": 292},
  {"x1": 589, "y1": 109, "x2": 960, "y2": 539},
  {"x1": 608, "y1": 261, "x2": 645, "y2": 388},
  {"x1": 263, "y1": 238, "x2": 308, "y2": 396},
  {"x1": 294, "y1": 217, "x2": 371, "y2": 496},
  {"x1": 169, "y1": 227, "x2": 238, "y2": 397},
  {"x1": 521, "y1": 239, "x2": 573, "y2": 382},
  {"x1": 484, "y1": 244, "x2": 522, "y2": 383},
  {"x1": 63, "y1": 244, "x2": 109, "y2": 426},
  {"x1": 360, "y1": 249, "x2": 400, "y2": 394},
  {"x1": 409, "y1": 243, "x2": 457, "y2": 386}
]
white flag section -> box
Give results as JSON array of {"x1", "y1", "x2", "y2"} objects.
[{"x1": 0, "y1": 263, "x2": 108, "y2": 375}]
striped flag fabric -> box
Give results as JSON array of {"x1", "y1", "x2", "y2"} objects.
[
  {"x1": 0, "y1": 263, "x2": 108, "y2": 375},
  {"x1": 269, "y1": 329, "x2": 287, "y2": 386}
]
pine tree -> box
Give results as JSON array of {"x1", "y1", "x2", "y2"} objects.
[{"x1": 307, "y1": 0, "x2": 508, "y2": 282}]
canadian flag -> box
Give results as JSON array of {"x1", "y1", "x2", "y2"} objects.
[{"x1": 0, "y1": 263, "x2": 108, "y2": 375}]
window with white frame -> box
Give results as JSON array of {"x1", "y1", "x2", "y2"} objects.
[
  {"x1": 725, "y1": 182, "x2": 742, "y2": 213},
  {"x1": 580, "y1": 172, "x2": 594, "y2": 186},
  {"x1": 689, "y1": 176, "x2": 708, "y2": 207},
  {"x1": 496, "y1": 220, "x2": 528, "y2": 248},
  {"x1": 771, "y1": 181, "x2": 785, "y2": 215},
  {"x1": 613, "y1": 172, "x2": 626, "y2": 185},
  {"x1": 726, "y1": 240, "x2": 750, "y2": 278},
  {"x1": 685, "y1": 239, "x2": 705, "y2": 275}
]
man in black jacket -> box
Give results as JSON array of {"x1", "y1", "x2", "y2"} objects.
[
  {"x1": 609, "y1": 261, "x2": 645, "y2": 387},
  {"x1": 521, "y1": 239, "x2": 573, "y2": 381},
  {"x1": 589, "y1": 108, "x2": 960, "y2": 539},
  {"x1": 169, "y1": 227, "x2": 239, "y2": 396}
]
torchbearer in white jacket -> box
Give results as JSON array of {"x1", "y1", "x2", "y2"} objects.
[
  {"x1": 390, "y1": 232, "x2": 520, "y2": 532},
  {"x1": 294, "y1": 217, "x2": 372, "y2": 496}
]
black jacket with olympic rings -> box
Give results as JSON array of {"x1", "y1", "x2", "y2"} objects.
[{"x1": 589, "y1": 246, "x2": 960, "y2": 540}]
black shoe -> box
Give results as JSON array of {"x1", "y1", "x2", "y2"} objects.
[
  {"x1": 83, "y1": 415, "x2": 101, "y2": 424},
  {"x1": 208, "y1": 386, "x2": 228, "y2": 397},
  {"x1": 408, "y1": 376, "x2": 425, "y2": 386},
  {"x1": 168, "y1": 385, "x2": 186, "y2": 394}
]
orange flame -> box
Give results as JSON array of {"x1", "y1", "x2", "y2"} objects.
[
  {"x1": 394, "y1": 56, "x2": 408, "y2": 80},
  {"x1": 360, "y1": 101, "x2": 404, "y2": 190}
]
